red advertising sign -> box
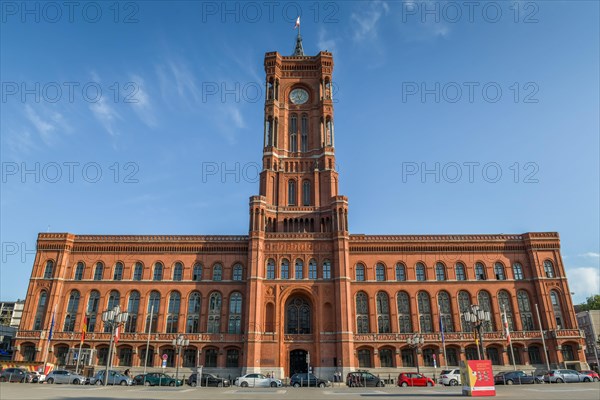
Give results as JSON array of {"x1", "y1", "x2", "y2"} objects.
[{"x1": 460, "y1": 360, "x2": 495, "y2": 397}]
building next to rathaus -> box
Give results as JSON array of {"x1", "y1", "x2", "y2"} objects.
[{"x1": 13, "y1": 34, "x2": 588, "y2": 378}]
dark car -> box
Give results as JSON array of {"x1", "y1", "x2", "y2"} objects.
[
  {"x1": 0, "y1": 368, "x2": 29, "y2": 383},
  {"x1": 494, "y1": 371, "x2": 543, "y2": 385},
  {"x1": 290, "y1": 373, "x2": 331, "y2": 388},
  {"x1": 187, "y1": 373, "x2": 230, "y2": 387},
  {"x1": 397, "y1": 372, "x2": 435, "y2": 387},
  {"x1": 133, "y1": 373, "x2": 183, "y2": 386},
  {"x1": 346, "y1": 371, "x2": 384, "y2": 387}
]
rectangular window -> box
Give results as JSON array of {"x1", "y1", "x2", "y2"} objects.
[
  {"x1": 456, "y1": 266, "x2": 466, "y2": 281},
  {"x1": 356, "y1": 268, "x2": 365, "y2": 281},
  {"x1": 267, "y1": 265, "x2": 275, "y2": 279},
  {"x1": 323, "y1": 262, "x2": 331, "y2": 279},
  {"x1": 309, "y1": 264, "x2": 317, "y2": 279},
  {"x1": 295, "y1": 264, "x2": 303, "y2": 279}
]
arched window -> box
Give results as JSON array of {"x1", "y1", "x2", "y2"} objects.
[
  {"x1": 295, "y1": 259, "x2": 303, "y2": 279},
  {"x1": 213, "y1": 264, "x2": 222, "y2": 281},
  {"x1": 186, "y1": 292, "x2": 201, "y2": 333},
  {"x1": 94, "y1": 262, "x2": 104, "y2": 281},
  {"x1": 228, "y1": 292, "x2": 242, "y2": 334},
  {"x1": 288, "y1": 180, "x2": 296, "y2": 205},
  {"x1": 301, "y1": 114, "x2": 308, "y2": 152},
  {"x1": 308, "y1": 259, "x2": 317, "y2": 279},
  {"x1": 226, "y1": 348, "x2": 240, "y2": 367},
  {"x1": 355, "y1": 263, "x2": 365, "y2": 281},
  {"x1": 192, "y1": 263, "x2": 202, "y2": 281},
  {"x1": 397, "y1": 291, "x2": 412, "y2": 333},
  {"x1": 232, "y1": 264, "x2": 243, "y2": 281},
  {"x1": 458, "y1": 291, "x2": 472, "y2": 332},
  {"x1": 416, "y1": 262, "x2": 426, "y2": 281},
  {"x1": 133, "y1": 262, "x2": 143, "y2": 281},
  {"x1": 113, "y1": 262, "x2": 123, "y2": 281},
  {"x1": 435, "y1": 262, "x2": 446, "y2": 281},
  {"x1": 517, "y1": 290, "x2": 534, "y2": 330},
  {"x1": 417, "y1": 291, "x2": 433, "y2": 333},
  {"x1": 395, "y1": 263, "x2": 406, "y2": 281},
  {"x1": 286, "y1": 297, "x2": 311, "y2": 334},
  {"x1": 544, "y1": 260, "x2": 555, "y2": 278},
  {"x1": 74, "y1": 262, "x2": 84, "y2": 281},
  {"x1": 207, "y1": 292, "x2": 222, "y2": 333},
  {"x1": 513, "y1": 263, "x2": 524, "y2": 280},
  {"x1": 528, "y1": 345, "x2": 542, "y2": 364},
  {"x1": 173, "y1": 262, "x2": 183, "y2": 281},
  {"x1": 438, "y1": 291, "x2": 454, "y2": 332},
  {"x1": 475, "y1": 262, "x2": 486, "y2": 280},
  {"x1": 87, "y1": 290, "x2": 100, "y2": 332},
  {"x1": 146, "y1": 291, "x2": 160, "y2": 333},
  {"x1": 266, "y1": 259, "x2": 275, "y2": 279},
  {"x1": 280, "y1": 259, "x2": 289, "y2": 279},
  {"x1": 478, "y1": 290, "x2": 494, "y2": 331},
  {"x1": 63, "y1": 290, "x2": 80, "y2": 332},
  {"x1": 105, "y1": 290, "x2": 121, "y2": 332},
  {"x1": 204, "y1": 348, "x2": 218, "y2": 367},
  {"x1": 494, "y1": 262, "x2": 506, "y2": 280},
  {"x1": 375, "y1": 263, "x2": 386, "y2": 281},
  {"x1": 357, "y1": 349, "x2": 372, "y2": 368},
  {"x1": 43, "y1": 260, "x2": 54, "y2": 279},
  {"x1": 376, "y1": 292, "x2": 391, "y2": 333},
  {"x1": 22, "y1": 344, "x2": 36, "y2": 362},
  {"x1": 455, "y1": 263, "x2": 466, "y2": 281},
  {"x1": 550, "y1": 290, "x2": 564, "y2": 329},
  {"x1": 325, "y1": 118, "x2": 334, "y2": 146},
  {"x1": 379, "y1": 348, "x2": 394, "y2": 367},
  {"x1": 356, "y1": 292, "x2": 369, "y2": 333},
  {"x1": 497, "y1": 290, "x2": 514, "y2": 330},
  {"x1": 153, "y1": 262, "x2": 163, "y2": 281},
  {"x1": 561, "y1": 344, "x2": 576, "y2": 361},
  {"x1": 289, "y1": 114, "x2": 298, "y2": 152},
  {"x1": 166, "y1": 292, "x2": 181, "y2": 333},
  {"x1": 125, "y1": 291, "x2": 140, "y2": 333},
  {"x1": 302, "y1": 180, "x2": 311, "y2": 206},
  {"x1": 33, "y1": 292, "x2": 47, "y2": 329},
  {"x1": 322, "y1": 260, "x2": 331, "y2": 279}
]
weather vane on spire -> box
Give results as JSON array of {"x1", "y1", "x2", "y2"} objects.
[{"x1": 293, "y1": 16, "x2": 304, "y2": 56}]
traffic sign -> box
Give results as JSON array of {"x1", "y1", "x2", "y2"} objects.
[
  {"x1": 162, "y1": 353, "x2": 168, "y2": 360},
  {"x1": 162, "y1": 359, "x2": 167, "y2": 368}
]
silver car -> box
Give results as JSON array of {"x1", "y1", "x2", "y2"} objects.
[
  {"x1": 234, "y1": 373, "x2": 282, "y2": 388},
  {"x1": 45, "y1": 370, "x2": 86, "y2": 384},
  {"x1": 89, "y1": 370, "x2": 133, "y2": 386},
  {"x1": 544, "y1": 369, "x2": 593, "y2": 383}
]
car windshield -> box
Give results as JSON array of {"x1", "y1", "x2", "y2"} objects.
[{"x1": 440, "y1": 370, "x2": 453, "y2": 375}]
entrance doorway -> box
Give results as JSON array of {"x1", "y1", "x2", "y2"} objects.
[{"x1": 289, "y1": 349, "x2": 308, "y2": 375}]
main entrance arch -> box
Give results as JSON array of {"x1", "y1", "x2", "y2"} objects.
[{"x1": 290, "y1": 349, "x2": 308, "y2": 375}]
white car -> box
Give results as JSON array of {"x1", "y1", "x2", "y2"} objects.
[
  {"x1": 439, "y1": 369, "x2": 461, "y2": 386},
  {"x1": 234, "y1": 373, "x2": 282, "y2": 388}
]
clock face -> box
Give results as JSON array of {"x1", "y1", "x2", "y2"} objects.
[{"x1": 290, "y1": 88, "x2": 309, "y2": 105}]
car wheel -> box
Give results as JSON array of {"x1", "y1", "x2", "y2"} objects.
[
  {"x1": 0, "y1": 377, "x2": 6, "y2": 382},
  {"x1": 449, "y1": 379, "x2": 458, "y2": 386},
  {"x1": 375, "y1": 381, "x2": 382, "y2": 387},
  {"x1": 144, "y1": 381, "x2": 151, "y2": 386},
  {"x1": 556, "y1": 378, "x2": 564, "y2": 383},
  {"x1": 191, "y1": 381, "x2": 197, "y2": 387},
  {"x1": 47, "y1": 378, "x2": 54, "y2": 384},
  {"x1": 293, "y1": 382, "x2": 300, "y2": 388},
  {"x1": 506, "y1": 379, "x2": 514, "y2": 385},
  {"x1": 241, "y1": 381, "x2": 248, "y2": 388},
  {"x1": 95, "y1": 379, "x2": 102, "y2": 385},
  {"x1": 72, "y1": 379, "x2": 79, "y2": 385},
  {"x1": 401, "y1": 382, "x2": 408, "y2": 387},
  {"x1": 319, "y1": 382, "x2": 326, "y2": 388},
  {"x1": 583, "y1": 378, "x2": 591, "y2": 383},
  {"x1": 593, "y1": 377, "x2": 599, "y2": 382},
  {"x1": 427, "y1": 381, "x2": 433, "y2": 387},
  {"x1": 169, "y1": 381, "x2": 175, "y2": 387},
  {"x1": 120, "y1": 380, "x2": 127, "y2": 386}
]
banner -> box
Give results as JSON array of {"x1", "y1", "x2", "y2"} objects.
[{"x1": 460, "y1": 360, "x2": 495, "y2": 397}]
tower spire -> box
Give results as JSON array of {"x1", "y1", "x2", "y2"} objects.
[{"x1": 293, "y1": 16, "x2": 304, "y2": 56}]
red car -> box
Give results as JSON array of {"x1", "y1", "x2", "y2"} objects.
[
  {"x1": 397, "y1": 372, "x2": 435, "y2": 387},
  {"x1": 580, "y1": 370, "x2": 599, "y2": 382}
]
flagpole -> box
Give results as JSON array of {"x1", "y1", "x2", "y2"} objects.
[
  {"x1": 438, "y1": 299, "x2": 447, "y2": 368},
  {"x1": 43, "y1": 304, "x2": 57, "y2": 374},
  {"x1": 535, "y1": 303, "x2": 551, "y2": 371},
  {"x1": 502, "y1": 304, "x2": 517, "y2": 370},
  {"x1": 75, "y1": 314, "x2": 87, "y2": 374},
  {"x1": 143, "y1": 304, "x2": 154, "y2": 376}
]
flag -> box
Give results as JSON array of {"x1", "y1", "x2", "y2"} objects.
[
  {"x1": 47, "y1": 310, "x2": 55, "y2": 342},
  {"x1": 294, "y1": 16, "x2": 300, "y2": 29},
  {"x1": 80, "y1": 315, "x2": 88, "y2": 344},
  {"x1": 439, "y1": 315, "x2": 445, "y2": 345},
  {"x1": 502, "y1": 309, "x2": 511, "y2": 345},
  {"x1": 114, "y1": 325, "x2": 120, "y2": 345}
]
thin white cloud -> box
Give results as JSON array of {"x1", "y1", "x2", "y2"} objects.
[
  {"x1": 156, "y1": 58, "x2": 201, "y2": 108},
  {"x1": 566, "y1": 267, "x2": 600, "y2": 304},
  {"x1": 4, "y1": 129, "x2": 37, "y2": 155},
  {"x1": 129, "y1": 74, "x2": 157, "y2": 128},
  {"x1": 317, "y1": 27, "x2": 338, "y2": 53},
  {"x1": 89, "y1": 97, "x2": 121, "y2": 136},
  {"x1": 351, "y1": 1, "x2": 390, "y2": 41},
  {"x1": 580, "y1": 252, "x2": 600, "y2": 259},
  {"x1": 24, "y1": 104, "x2": 55, "y2": 144}
]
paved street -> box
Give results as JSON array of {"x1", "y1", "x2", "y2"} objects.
[{"x1": 0, "y1": 383, "x2": 599, "y2": 400}]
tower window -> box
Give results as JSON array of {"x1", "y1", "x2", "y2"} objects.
[
  {"x1": 302, "y1": 180, "x2": 311, "y2": 206},
  {"x1": 301, "y1": 114, "x2": 308, "y2": 152},
  {"x1": 290, "y1": 114, "x2": 298, "y2": 152},
  {"x1": 288, "y1": 180, "x2": 296, "y2": 206}
]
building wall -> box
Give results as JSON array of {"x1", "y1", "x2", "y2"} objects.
[{"x1": 577, "y1": 310, "x2": 600, "y2": 367}]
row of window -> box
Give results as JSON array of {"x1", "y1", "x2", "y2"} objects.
[
  {"x1": 287, "y1": 179, "x2": 311, "y2": 206},
  {"x1": 355, "y1": 288, "x2": 566, "y2": 334},
  {"x1": 263, "y1": 114, "x2": 334, "y2": 151},
  {"x1": 265, "y1": 259, "x2": 332, "y2": 280},
  {"x1": 355, "y1": 260, "x2": 557, "y2": 282},
  {"x1": 35, "y1": 290, "x2": 243, "y2": 335}
]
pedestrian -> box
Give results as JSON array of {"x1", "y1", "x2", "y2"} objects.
[{"x1": 124, "y1": 369, "x2": 130, "y2": 377}]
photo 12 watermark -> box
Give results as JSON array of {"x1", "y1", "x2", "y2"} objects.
[
  {"x1": 401, "y1": 1, "x2": 540, "y2": 24},
  {"x1": 401, "y1": 82, "x2": 540, "y2": 104},
  {"x1": 2, "y1": 81, "x2": 141, "y2": 104},
  {"x1": 1, "y1": 162, "x2": 140, "y2": 184},
  {"x1": 401, "y1": 161, "x2": 539, "y2": 183},
  {"x1": 1, "y1": 1, "x2": 140, "y2": 24},
  {"x1": 199, "y1": 1, "x2": 340, "y2": 24}
]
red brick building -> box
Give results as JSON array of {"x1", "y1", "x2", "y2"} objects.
[{"x1": 14, "y1": 38, "x2": 587, "y2": 378}]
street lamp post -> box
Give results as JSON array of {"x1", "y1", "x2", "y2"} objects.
[
  {"x1": 101, "y1": 305, "x2": 129, "y2": 386},
  {"x1": 172, "y1": 334, "x2": 189, "y2": 386},
  {"x1": 463, "y1": 304, "x2": 491, "y2": 360},
  {"x1": 407, "y1": 333, "x2": 425, "y2": 374}
]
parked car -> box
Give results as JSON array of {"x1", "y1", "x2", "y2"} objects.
[
  {"x1": 234, "y1": 373, "x2": 282, "y2": 387},
  {"x1": 346, "y1": 371, "x2": 384, "y2": 387},
  {"x1": 132, "y1": 373, "x2": 182, "y2": 386},
  {"x1": 544, "y1": 369, "x2": 593, "y2": 383},
  {"x1": 45, "y1": 369, "x2": 86, "y2": 385},
  {"x1": 290, "y1": 373, "x2": 331, "y2": 387},
  {"x1": 397, "y1": 372, "x2": 435, "y2": 387},
  {"x1": 90, "y1": 370, "x2": 133, "y2": 386},
  {"x1": 0, "y1": 368, "x2": 29, "y2": 383},
  {"x1": 187, "y1": 372, "x2": 230, "y2": 387},
  {"x1": 439, "y1": 369, "x2": 461, "y2": 386},
  {"x1": 27, "y1": 371, "x2": 46, "y2": 383},
  {"x1": 580, "y1": 370, "x2": 600, "y2": 382},
  {"x1": 494, "y1": 371, "x2": 543, "y2": 385}
]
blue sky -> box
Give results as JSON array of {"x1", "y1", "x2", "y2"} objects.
[{"x1": 1, "y1": 1, "x2": 598, "y2": 303}]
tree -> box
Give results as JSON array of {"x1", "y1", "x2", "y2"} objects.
[{"x1": 578, "y1": 295, "x2": 600, "y2": 311}]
